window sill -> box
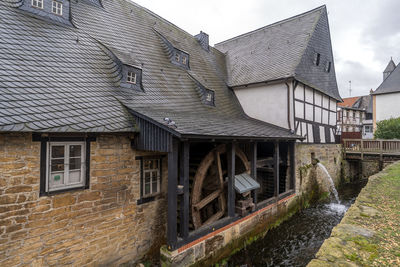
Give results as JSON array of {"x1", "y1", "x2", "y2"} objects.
[
  {"x1": 137, "y1": 192, "x2": 162, "y2": 205},
  {"x1": 40, "y1": 185, "x2": 89, "y2": 197}
]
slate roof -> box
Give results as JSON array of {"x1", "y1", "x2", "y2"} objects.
[
  {"x1": 0, "y1": 0, "x2": 300, "y2": 139},
  {"x1": 383, "y1": 59, "x2": 396, "y2": 74},
  {"x1": 373, "y1": 63, "x2": 400, "y2": 95},
  {"x1": 215, "y1": 5, "x2": 341, "y2": 101}
]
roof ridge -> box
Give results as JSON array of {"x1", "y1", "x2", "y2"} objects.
[{"x1": 215, "y1": 5, "x2": 326, "y2": 46}]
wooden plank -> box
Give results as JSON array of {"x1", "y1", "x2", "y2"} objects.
[
  {"x1": 203, "y1": 210, "x2": 224, "y2": 226},
  {"x1": 227, "y1": 143, "x2": 236, "y2": 217},
  {"x1": 274, "y1": 141, "x2": 280, "y2": 198},
  {"x1": 250, "y1": 142, "x2": 258, "y2": 206},
  {"x1": 193, "y1": 189, "x2": 221, "y2": 211},
  {"x1": 179, "y1": 141, "x2": 189, "y2": 239},
  {"x1": 167, "y1": 137, "x2": 178, "y2": 250},
  {"x1": 289, "y1": 141, "x2": 295, "y2": 190}
]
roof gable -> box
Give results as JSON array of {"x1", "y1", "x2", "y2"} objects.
[
  {"x1": 294, "y1": 7, "x2": 341, "y2": 100},
  {"x1": 373, "y1": 63, "x2": 400, "y2": 95},
  {"x1": 384, "y1": 59, "x2": 396, "y2": 73}
]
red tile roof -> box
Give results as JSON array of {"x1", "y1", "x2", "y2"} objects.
[{"x1": 338, "y1": 96, "x2": 359, "y2": 107}]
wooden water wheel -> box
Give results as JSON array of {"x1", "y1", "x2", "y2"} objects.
[{"x1": 191, "y1": 144, "x2": 250, "y2": 229}]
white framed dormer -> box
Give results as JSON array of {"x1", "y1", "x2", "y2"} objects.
[
  {"x1": 31, "y1": 0, "x2": 44, "y2": 9},
  {"x1": 51, "y1": 0, "x2": 63, "y2": 16}
]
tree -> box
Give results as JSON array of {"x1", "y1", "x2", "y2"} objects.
[{"x1": 374, "y1": 117, "x2": 400, "y2": 139}]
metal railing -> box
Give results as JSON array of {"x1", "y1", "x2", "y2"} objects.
[{"x1": 343, "y1": 139, "x2": 400, "y2": 159}]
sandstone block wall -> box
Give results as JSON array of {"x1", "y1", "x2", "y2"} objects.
[
  {"x1": 295, "y1": 144, "x2": 343, "y2": 195},
  {"x1": 0, "y1": 133, "x2": 167, "y2": 266}
]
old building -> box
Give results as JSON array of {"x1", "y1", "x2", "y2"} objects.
[
  {"x1": 372, "y1": 58, "x2": 400, "y2": 131},
  {"x1": 0, "y1": 1, "x2": 341, "y2": 266},
  {"x1": 337, "y1": 95, "x2": 373, "y2": 139}
]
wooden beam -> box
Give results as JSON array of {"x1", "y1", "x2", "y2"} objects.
[
  {"x1": 289, "y1": 141, "x2": 295, "y2": 191},
  {"x1": 227, "y1": 142, "x2": 236, "y2": 217},
  {"x1": 274, "y1": 141, "x2": 280, "y2": 197},
  {"x1": 250, "y1": 142, "x2": 258, "y2": 206},
  {"x1": 167, "y1": 137, "x2": 178, "y2": 250},
  {"x1": 179, "y1": 141, "x2": 189, "y2": 239}
]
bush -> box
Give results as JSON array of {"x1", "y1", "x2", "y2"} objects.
[{"x1": 374, "y1": 117, "x2": 400, "y2": 139}]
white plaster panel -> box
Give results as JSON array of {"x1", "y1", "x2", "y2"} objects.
[
  {"x1": 320, "y1": 126, "x2": 325, "y2": 143},
  {"x1": 322, "y1": 95, "x2": 329, "y2": 109},
  {"x1": 376, "y1": 92, "x2": 400, "y2": 122},
  {"x1": 305, "y1": 103, "x2": 313, "y2": 121},
  {"x1": 314, "y1": 91, "x2": 322, "y2": 107},
  {"x1": 295, "y1": 85, "x2": 304, "y2": 100},
  {"x1": 296, "y1": 121, "x2": 301, "y2": 135},
  {"x1": 302, "y1": 122, "x2": 307, "y2": 139},
  {"x1": 308, "y1": 123, "x2": 314, "y2": 143},
  {"x1": 330, "y1": 99, "x2": 336, "y2": 111},
  {"x1": 234, "y1": 83, "x2": 288, "y2": 129},
  {"x1": 330, "y1": 128, "x2": 335, "y2": 142},
  {"x1": 315, "y1": 106, "x2": 322, "y2": 123},
  {"x1": 305, "y1": 87, "x2": 313, "y2": 103},
  {"x1": 322, "y1": 109, "x2": 329, "y2": 124},
  {"x1": 295, "y1": 100, "x2": 304, "y2": 119},
  {"x1": 329, "y1": 112, "x2": 336, "y2": 126}
]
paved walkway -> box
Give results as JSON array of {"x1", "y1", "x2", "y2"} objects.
[{"x1": 308, "y1": 161, "x2": 400, "y2": 267}]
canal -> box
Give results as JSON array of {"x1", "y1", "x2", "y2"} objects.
[{"x1": 228, "y1": 179, "x2": 368, "y2": 267}]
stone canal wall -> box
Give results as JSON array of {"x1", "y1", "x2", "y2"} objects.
[
  {"x1": 308, "y1": 161, "x2": 400, "y2": 267},
  {"x1": 0, "y1": 133, "x2": 167, "y2": 266}
]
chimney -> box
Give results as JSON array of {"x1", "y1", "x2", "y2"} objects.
[
  {"x1": 195, "y1": 31, "x2": 209, "y2": 51},
  {"x1": 370, "y1": 88, "x2": 374, "y2": 94}
]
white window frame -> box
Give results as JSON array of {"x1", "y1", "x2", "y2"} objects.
[
  {"x1": 127, "y1": 71, "x2": 137, "y2": 84},
  {"x1": 182, "y1": 55, "x2": 187, "y2": 65},
  {"x1": 142, "y1": 159, "x2": 161, "y2": 198},
  {"x1": 32, "y1": 0, "x2": 44, "y2": 9},
  {"x1": 175, "y1": 53, "x2": 180, "y2": 62},
  {"x1": 51, "y1": 1, "x2": 63, "y2": 16},
  {"x1": 206, "y1": 92, "x2": 213, "y2": 102},
  {"x1": 46, "y1": 142, "x2": 86, "y2": 192}
]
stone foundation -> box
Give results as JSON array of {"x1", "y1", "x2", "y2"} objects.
[
  {"x1": 0, "y1": 133, "x2": 167, "y2": 266},
  {"x1": 160, "y1": 194, "x2": 299, "y2": 266}
]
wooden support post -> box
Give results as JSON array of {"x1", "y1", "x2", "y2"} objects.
[
  {"x1": 227, "y1": 142, "x2": 236, "y2": 217},
  {"x1": 250, "y1": 142, "x2": 258, "y2": 207},
  {"x1": 274, "y1": 141, "x2": 280, "y2": 198},
  {"x1": 289, "y1": 141, "x2": 295, "y2": 191},
  {"x1": 179, "y1": 141, "x2": 189, "y2": 239},
  {"x1": 361, "y1": 139, "x2": 364, "y2": 160},
  {"x1": 167, "y1": 137, "x2": 178, "y2": 250}
]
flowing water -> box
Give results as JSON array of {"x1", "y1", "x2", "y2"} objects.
[
  {"x1": 228, "y1": 179, "x2": 368, "y2": 267},
  {"x1": 317, "y1": 162, "x2": 340, "y2": 203}
]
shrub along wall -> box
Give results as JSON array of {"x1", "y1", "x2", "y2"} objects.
[{"x1": 0, "y1": 133, "x2": 167, "y2": 266}]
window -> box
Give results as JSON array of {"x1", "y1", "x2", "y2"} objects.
[
  {"x1": 175, "y1": 53, "x2": 180, "y2": 62},
  {"x1": 52, "y1": 1, "x2": 63, "y2": 15},
  {"x1": 364, "y1": 125, "x2": 373, "y2": 133},
  {"x1": 182, "y1": 55, "x2": 187, "y2": 65},
  {"x1": 127, "y1": 72, "x2": 137, "y2": 84},
  {"x1": 46, "y1": 142, "x2": 86, "y2": 192},
  {"x1": 206, "y1": 92, "x2": 212, "y2": 102},
  {"x1": 32, "y1": 0, "x2": 43, "y2": 8},
  {"x1": 325, "y1": 61, "x2": 331, "y2": 72},
  {"x1": 314, "y1": 52, "x2": 320, "y2": 66},
  {"x1": 141, "y1": 159, "x2": 161, "y2": 198}
]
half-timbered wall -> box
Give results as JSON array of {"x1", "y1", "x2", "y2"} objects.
[{"x1": 294, "y1": 84, "x2": 337, "y2": 143}]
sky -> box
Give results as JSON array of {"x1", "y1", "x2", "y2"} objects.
[{"x1": 132, "y1": 0, "x2": 400, "y2": 99}]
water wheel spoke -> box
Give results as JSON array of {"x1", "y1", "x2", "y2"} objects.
[
  {"x1": 214, "y1": 151, "x2": 224, "y2": 188},
  {"x1": 193, "y1": 189, "x2": 221, "y2": 211},
  {"x1": 203, "y1": 210, "x2": 224, "y2": 226}
]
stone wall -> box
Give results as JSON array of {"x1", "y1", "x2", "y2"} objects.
[
  {"x1": 0, "y1": 133, "x2": 167, "y2": 266},
  {"x1": 295, "y1": 143, "x2": 343, "y2": 196}
]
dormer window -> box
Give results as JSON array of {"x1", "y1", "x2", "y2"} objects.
[
  {"x1": 206, "y1": 92, "x2": 212, "y2": 102},
  {"x1": 325, "y1": 61, "x2": 331, "y2": 73},
  {"x1": 175, "y1": 53, "x2": 180, "y2": 62},
  {"x1": 121, "y1": 65, "x2": 142, "y2": 91},
  {"x1": 52, "y1": 1, "x2": 63, "y2": 16},
  {"x1": 204, "y1": 89, "x2": 215, "y2": 106},
  {"x1": 127, "y1": 72, "x2": 137, "y2": 84},
  {"x1": 182, "y1": 55, "x2": 187, "y2": 65},
  {"x1": 313, "y1": 52, "x2": 321, "y2": 66},
  {"x1": 32, "y1": 0, "x2": 43, "y2": 9}
]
